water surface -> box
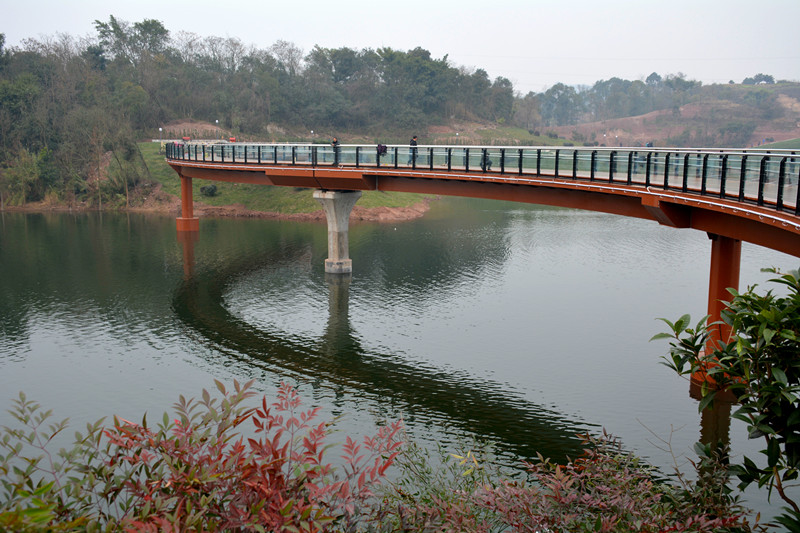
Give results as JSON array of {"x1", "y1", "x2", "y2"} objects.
[{"x1": 0, "y1": 199, "x2": 796, "y2": 520}]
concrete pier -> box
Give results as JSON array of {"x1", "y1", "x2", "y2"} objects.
[{"x1": 314, "y1": 190, "x2": 362, "y2": 274}]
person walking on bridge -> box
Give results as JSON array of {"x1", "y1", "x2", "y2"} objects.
[
  {"x1": 331, "y1": 137, "x2": 340, "y2": 166},
  {"x1": 408, "y1": 135, "x2": 418, "y2": 166}
]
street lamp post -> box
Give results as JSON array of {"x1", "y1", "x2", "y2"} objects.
[
  {"x1": 159, "y1": 127, "x2": 163, "y2": 153},
  {"x1": 215, "y1": 119, "x2": 219, "y2": 139}
]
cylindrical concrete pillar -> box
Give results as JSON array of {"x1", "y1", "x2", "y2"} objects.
[{"x1": 314, "y1": 190, "x2": 362, "y2": 274}]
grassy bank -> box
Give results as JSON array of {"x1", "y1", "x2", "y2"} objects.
[
  {"x1": 763, "y1": 138, "x2": 800, "y2": 150},
  {"x1": 139, "y1": 142, "x2": 431, "y2": 214}
]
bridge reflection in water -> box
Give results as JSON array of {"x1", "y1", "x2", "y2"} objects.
[{"x1": 173, "y1": 239, "x2": 594, "y2": 462}]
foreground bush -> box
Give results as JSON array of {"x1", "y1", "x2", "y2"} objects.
[
  {"x1": 1, "y1": 381, "x2": 762, "y2": 531},
  {"x1": 0, "y1": 380, "x2": 402, "y2": 531},
  {"x1": 379, "y1": 432, "x2": 761, "y2": 532},
  {"x1": 658, "y1": 267, "x2": 800, "y2": 530}
]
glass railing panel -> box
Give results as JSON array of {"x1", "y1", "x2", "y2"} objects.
[
  {"x1": 781, "y1": 157, "x2": 800, "y2": 209},
  {"x1": 295, "y1": 146, "x2": 312, "y2": 164},
  {"x1": 520, "y1": 149, "x2": 539, "y2": 175},
  {"x1": 503, "y1": 150, "x2": 521, "y2": 174},
  {"x1": 466, "y1": 149, "x2": 482, "y2": 170},
  {"x1": 593, "y1": 151, "x2": 612, "y2": 179},
  {"x1": 574, "y1": 150, "x2": 593, "y2": 177},
  {"x1": 703, "y1": 155, "x2": 724, "y2": 195},
  {"x1": 741, "y1": 157, "x2": 762, "y2": 202},
  {"x1": 629, "y1": 151, "x2": 649, "y2": 184},
  {"x1": 431, "y1": 147, "x2": 449, "y2": 169},
  {"x1": 449, "y1": 148, "x2": 468, "y2": 171},
  {"x1": 539, "y1": 149, "x2": 558, "y2": 176},
  {"x1": 316, "y1": 146, "x2": 336, "y2": 165}
]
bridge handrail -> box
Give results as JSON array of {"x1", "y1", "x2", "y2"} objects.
[{"x1": 165, "y1": 142, "x2": 800, "y2": 216}]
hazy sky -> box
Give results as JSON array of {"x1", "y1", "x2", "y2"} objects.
[{"x1": 3, "y1": 0, "x2": 799, "y2": 94}]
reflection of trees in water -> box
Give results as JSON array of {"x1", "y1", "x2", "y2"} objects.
[
  {"x1": 0, "y1": 213, "x2": 182, "y2": 345},
  {"x1": 173, "y1": 242, "x2": 591, "y2": 463}
]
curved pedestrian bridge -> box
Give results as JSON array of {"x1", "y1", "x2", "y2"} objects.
[{"x1": 167, "y1": 141, "x2": 800, "y2": 257}]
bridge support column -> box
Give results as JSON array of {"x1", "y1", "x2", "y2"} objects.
[
  {"x1": 314, "y1": 190, "x2": 362, "y2": 274},
  {"x1": 176, "y1": 174, "x2": 199, "y2": 232},
  {"x1": 691, "y1": 233, "x2": 741, "y2": 393},
  {"x1": 706, "y1": 233, "x2": 741, "y2": 348}
]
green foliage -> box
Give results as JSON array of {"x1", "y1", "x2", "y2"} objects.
[
  {"x1": 199, "y1": 184, "x2": 217, "y2": 197},
  {"x1": 656, "y1": 267, "x2": 800, "y2": 525},
  {"x1": 1, "y1": 148, "x2": 61, "y2": 204}
]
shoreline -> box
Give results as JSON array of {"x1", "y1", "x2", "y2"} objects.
[{"x1": 0, "y1": 196, "x2": 434, "y2": 223}]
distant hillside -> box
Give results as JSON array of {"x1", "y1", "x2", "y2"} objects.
[{"x1": 547, "y1": 83, "x2": 800, "y2": 149}]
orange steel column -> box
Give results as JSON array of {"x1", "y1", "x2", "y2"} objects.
[
  {"x1": 691, "y1": 233, "x2": 741, "y2": 392},
  {"x1": 176, "y1": 174, "x2": 199, "y2": 232},
  {"x1": 706, "y1": 233, "x2": 741, "y2": 348}
]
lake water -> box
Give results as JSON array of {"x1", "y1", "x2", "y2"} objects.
[{"x1": 0, "y1": 197, "x2": 797, "y2": 522}]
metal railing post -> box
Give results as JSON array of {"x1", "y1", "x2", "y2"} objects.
[
  {"x1": 682, "y1": 153, "x2": 690, "y2": 192},
  {"x1": 572, "y1": 150, "x2": 578, "y2": 178},
  {"x1": 777, "y1": 157, "x2": 787, "y2": 210},
  {"x1": 609, "y1": 151, "x2": 615, "y2": 181},
  {"x1": 719, "y1": 155, "x2": 728, "y2": 198},
  {"x1": 590, "y1": 150, "x2": 597, "y2": 180},
  {"x1": 536, "y1": 149, "x2": 541, "y2": 176},
  {"x1": 627, "y1": 151, "x2": 633, "y2": 184},
  {"x1": 700, "y1": 154, "x2": 709, "y2": 194},
  {"x1": 758, "y1": 156, "x2": 768, "y2": 206},
  {"x1": 554, "y1": 149, "x2": 560, "y2": 177}
]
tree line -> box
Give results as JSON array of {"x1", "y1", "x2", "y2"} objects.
[{"x1": 0, "y1": 15, "x2": 787, "y2": 207}]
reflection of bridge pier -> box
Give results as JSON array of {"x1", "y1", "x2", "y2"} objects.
[
  {"x1": 320, "y1": 272, "x2": 361, "y2": 362},
  {"x1": 177, "y1": 230, "x2": 198, "y2": 279}
]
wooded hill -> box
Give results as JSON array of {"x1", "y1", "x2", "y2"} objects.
[{"x1": 1, "y1": 16, "x2": 799, "y2": 210}]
